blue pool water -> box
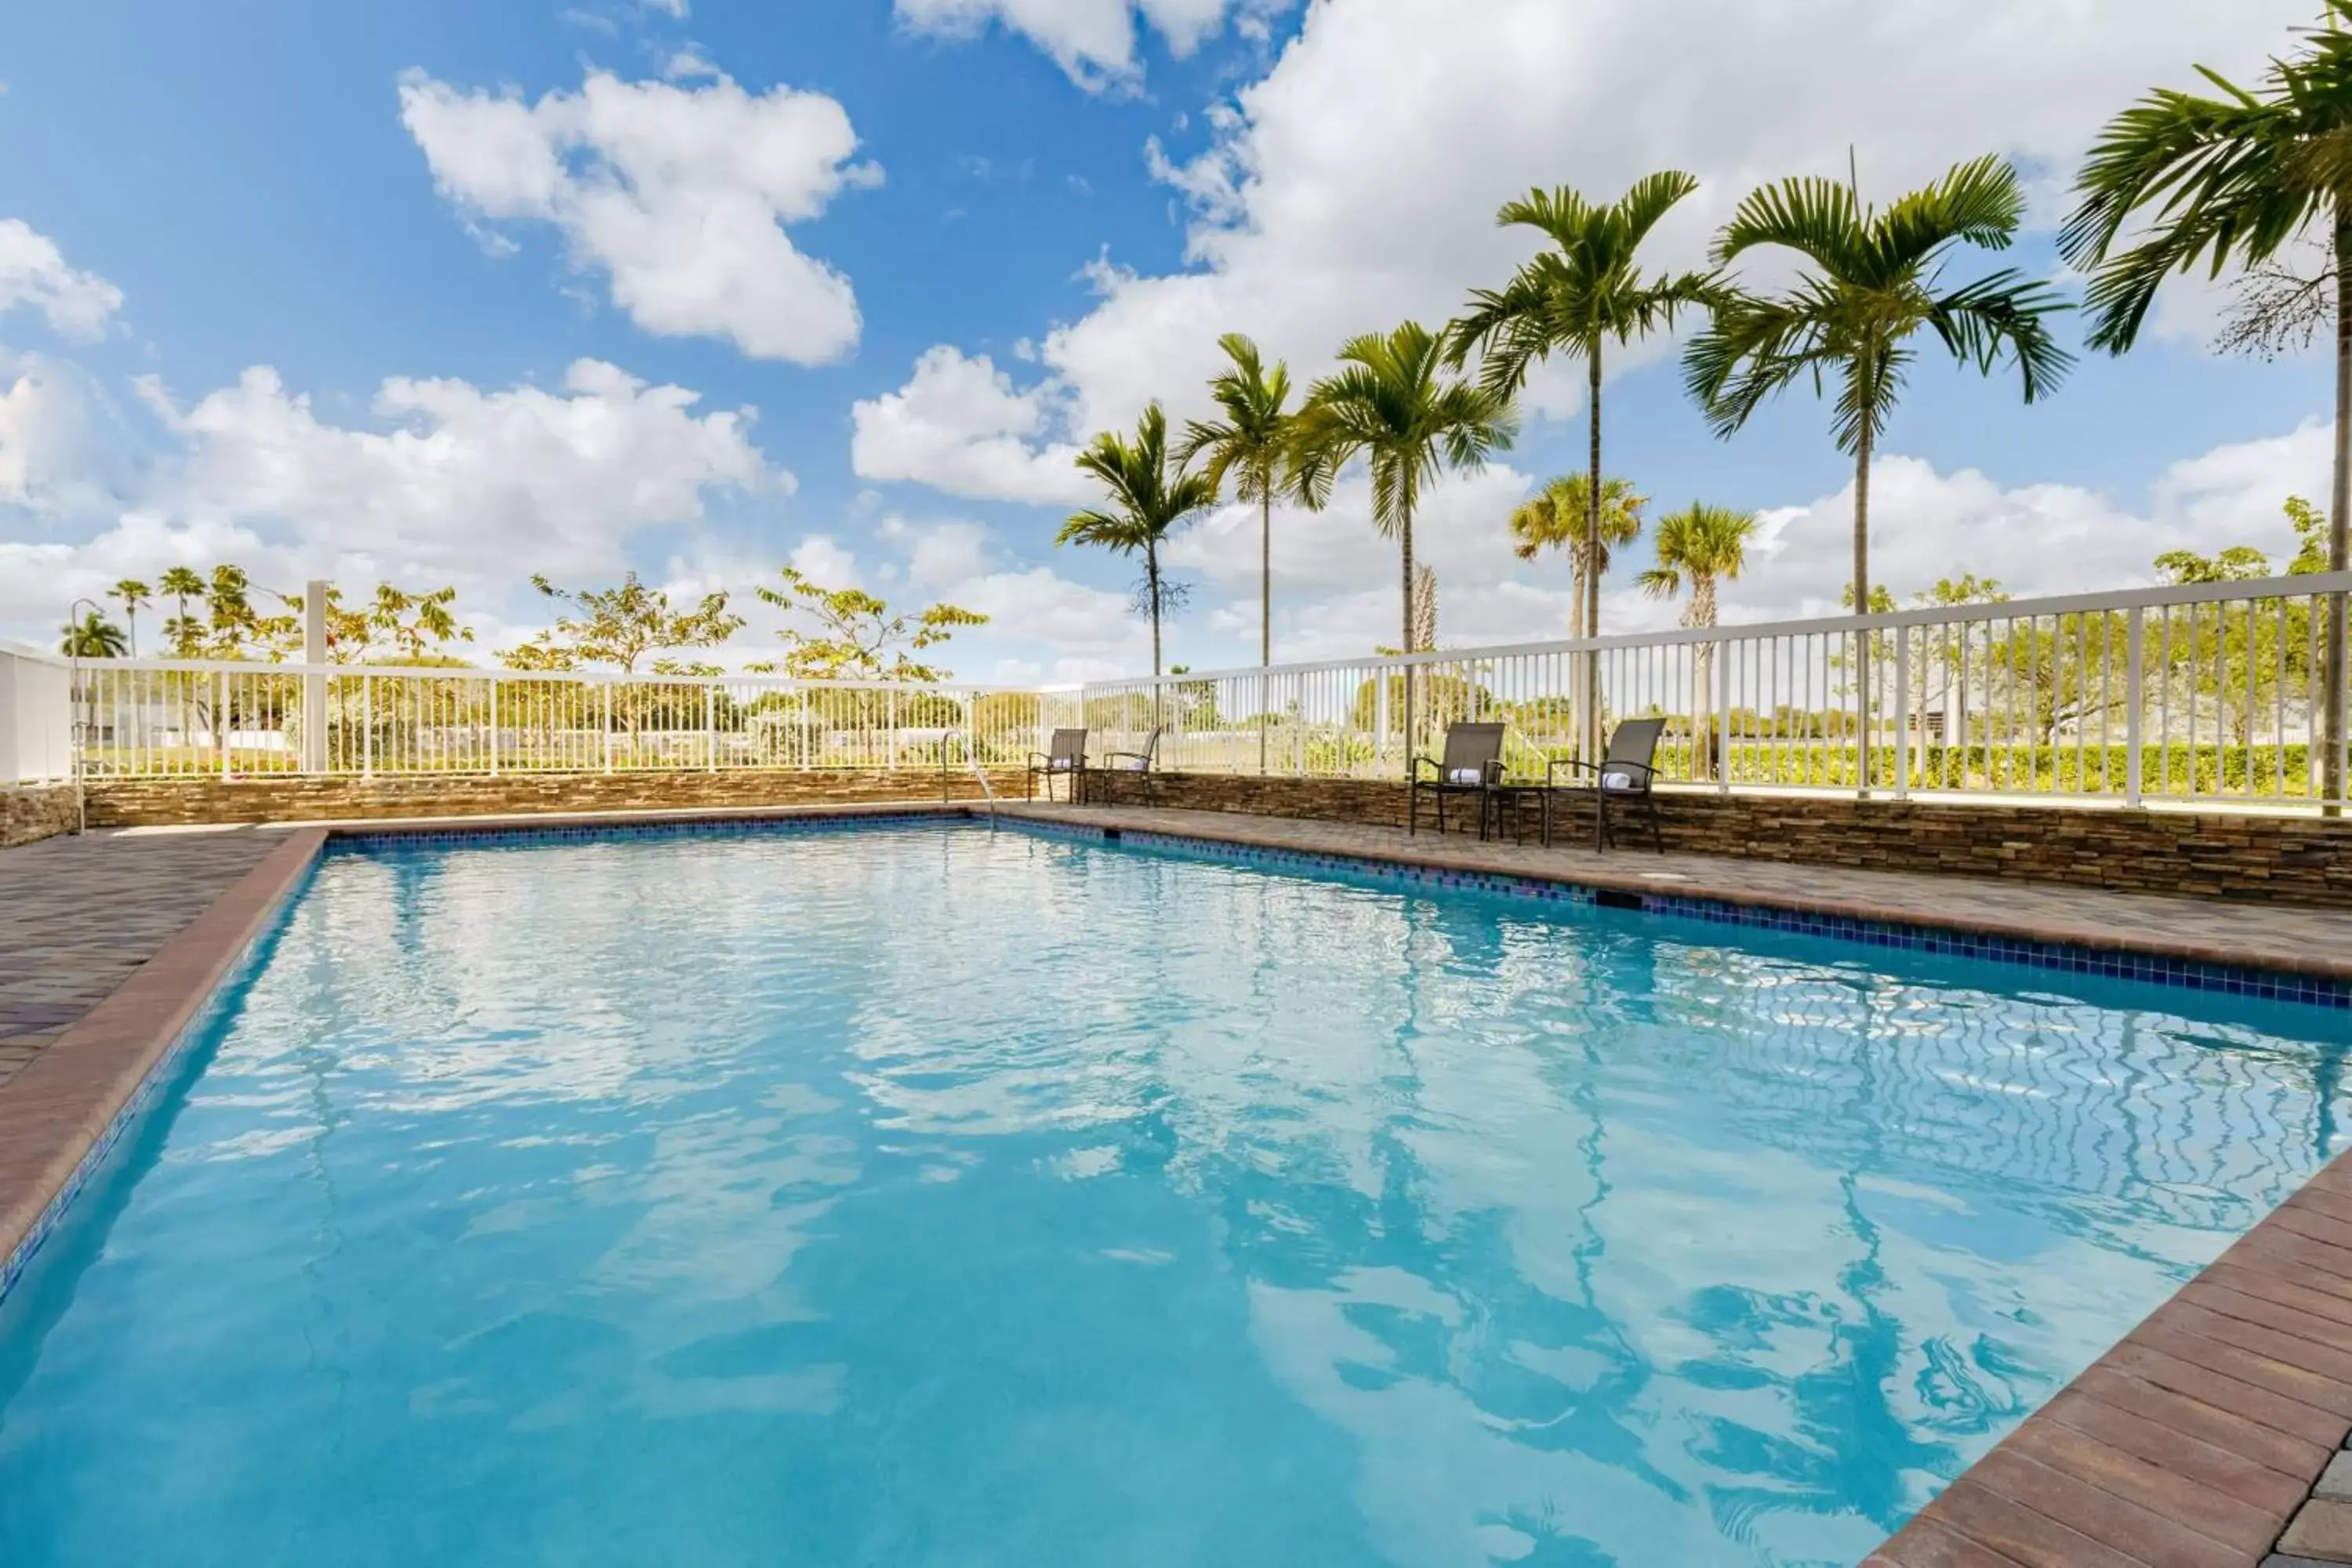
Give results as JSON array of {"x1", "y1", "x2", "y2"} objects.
[{"x1": 1, "y1": 822, "x2": 2346, "y2": 1566}]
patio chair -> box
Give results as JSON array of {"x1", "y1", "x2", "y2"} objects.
[
  {"x1": 1094, "y1": 727, "x2": 1162, "y2": 806},
  {"x1": 1408, "y1": 722, "x2": 1507, "y2": 838},
  {"x1": 1548, "y1": 717, "x2": 1667, "y2": 853},
  {"x1": 1027, "y1": 728, "x2": 1089, "y2": 803}
]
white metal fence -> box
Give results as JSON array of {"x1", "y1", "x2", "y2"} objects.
[
  {"x1": 41, "y1": 662, "x2": 1080, "y2": 783},
  {"x1": 7, "y1": 572, "x2": 2350, "y2": 812},
  {"x1": 1080, "y1": 572, "x2": 2352, "y2": 811}
]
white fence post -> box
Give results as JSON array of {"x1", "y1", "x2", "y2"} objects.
[
  {"x1": 602, "y1": 680, "x2": 614, "y2": 774},
  {"x1": 706, "y1": 682, "x2": 717, "y2": 771},
  {"x1": 488, "y1": 676, "x2": 500, "y2": 777},
  {"x1": 2125, "y1": 607, "x2": 2145, "y2": 808},
  {"x1": 1893, "y1": 626, "x2": 1911, "y2": 801},
  {"x1": 1716, "y1": 633, "x2": 1732, "y2": 794},
  {"x1": 217, "y1": 669, "x2": 231, "y2": 781}
]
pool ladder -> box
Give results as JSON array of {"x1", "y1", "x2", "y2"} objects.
[{"x1": 960, "y1": 735, "x2": 999, "y2": 827}]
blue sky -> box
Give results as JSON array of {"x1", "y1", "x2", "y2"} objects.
[{"x1": 0, "y1": 0, "x2": 2339, "y2": 680}]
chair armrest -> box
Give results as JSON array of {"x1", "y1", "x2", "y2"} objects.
[
  {"x1": 1104, "y1": 751, "x2": 1153, "y2": 769},
  {"x1": 1408, "y1": 754, "x2": 1439, "y2": 780},
  {"x1": 1547, "y1": 757, "x2": 1599, "y2": 782}
]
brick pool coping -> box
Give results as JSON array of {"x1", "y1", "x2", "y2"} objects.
[{"x1": 5, "y1": 797, "x2": 2351, "y2": 1565}]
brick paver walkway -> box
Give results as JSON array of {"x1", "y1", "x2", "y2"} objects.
[{"x1": 0, "y1": 827, "x2": 285, "y2": 1088}]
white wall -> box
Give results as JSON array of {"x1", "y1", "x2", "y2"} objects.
[{"x1": 0, "y1": 646, "x2": 73, "y2": 783}]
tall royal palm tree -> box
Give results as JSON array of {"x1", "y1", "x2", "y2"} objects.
[
  {"x1": 1509, "y1": 474, "x2": 1647, "y2": 640},
  {"x1": 1450, "y1": 172, "x2": 1712, "y2": 755},
  {"x1": 2062, "y1": 5, "x2": 2352, "y2": 809},
  {"x1": 1180, "y1": 333, "x2": 1316, "y2": 772},
  {"x1": 1298, "y1": 321, "x2": 1515, "y2": 752},
  {"x1": 108, "y1": 579, "x2": 151, "y2": 657},
  {"x1": 1060, "y1": 403, "x2": 1218, "y2": 679},
  {"x1": 1686, "y1": 154, "x2": 2071, "y2": 789},
  {"x1": 1639, "y1": 503, "x2": 1757, "y2": 776},
  {"x1": 60, "y1": 610, "x2": 128, "y2": 659},
  {"x1": 158, "y1": 564, "x2": 207, "y2": 657},
  {"x1": 1180, "y1": 334, "x2": 1312, "y2": 670}
]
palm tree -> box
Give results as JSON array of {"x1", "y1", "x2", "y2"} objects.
[
  {"x1": 60, "y1": 611, "x2": 127, "y2": 658},
  {"x1": 108, "y1": 579, "x2": 151, "y2": 656},
  {"x1": 2062, "y1": 5, "x2": 2352, "y2": 809},
  {"x1": 1060, "y1": 403, "x2": 1218, "y2": 679},
  {"x1": 1686, "y1": 154, "x2": 2071, "y2": 789},
  {"x1": 1639, "y1": 503, "x2": 1757, "y2": 777},
  {"x1": 158, "y1": 565, "x2": 206, "y2": 656},
  {"x1": 1509, "y1": 474, "x2": 1648, "y2": 640},
  {"x1": 1450, "y1": 172, "x2": 1711, "y2": 637},
  {"x1": 1450, "y1": 172, "x2": 1712, "y2": 756},
  {"x1": 1180, "y1": 334, "x2": 1312, "y2": 670},
  {"x1": 1297, "y1": 321, "x2": 1515, "y2": 751},
  {"x1": 1181, "y1": 333, "x2": 1314, "y2": 773}
]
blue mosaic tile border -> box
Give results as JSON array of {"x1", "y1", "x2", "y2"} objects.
[
  {"x1": 0, "y1": 841, "x2": 326, "y2": 1311},
  {"x1": 330, "y1": 804, "x2": 969, "y2": 854},
  {"x1": 1005, "y1": 817, "x2": 2352, "y2": 1011}
]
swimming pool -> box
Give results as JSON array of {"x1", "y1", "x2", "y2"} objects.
[{"x1": 0, "y1": 818, "x2": 2343, "y2": 1566}]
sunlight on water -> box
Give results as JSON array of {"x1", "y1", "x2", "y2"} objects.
[{"x1": 1, "y1": 822, "x2": 2343, "y2": 1567}]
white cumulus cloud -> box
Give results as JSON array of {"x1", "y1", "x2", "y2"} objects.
[
  {"x1": 851, "y1": 346, "x2": 1091, "y2": 505},
  {"x1": 1021, "y1": 0, "x2": 2318, "y2": 442},
  {"x1": 895, "y1": 0, "x2": 1238, "y2": 89},
  {"x1": 0, "y1": 358, "x2": 778, "y2": 642},
  {"x1": 0, "y1": 219, "x2": 123, "y2": 339},
  {"x1": 399, "y1": 68, "x2": 876, "y2": 363},
  {"x1": 1728, "y1": 423, "x2": 2333, "y2": 626}
]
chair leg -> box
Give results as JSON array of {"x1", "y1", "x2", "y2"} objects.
[{"x1": 1647, "y1": 795, "x2": 1664, "y2": 854}]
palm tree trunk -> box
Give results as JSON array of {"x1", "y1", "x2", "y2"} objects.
[
  {"x1": 2325, "y1": 214, "x2": 2351, "y2": 814},
  {"x1": 1854, "y1": 410, "x2": 1875, "y2": 800},
  {"x1": 1148, "y1": 542, "x2": 1163, "y2": 681},
  {"x1": 1584, "y1": 344, "x2": 1604, "y2": 764},
  {"x1": 1400, "y1": 495, "x2": 1416, "y2": 766},
  {"x1": 1260, "y1": 488, "x2": 1272, "y2": 776}
]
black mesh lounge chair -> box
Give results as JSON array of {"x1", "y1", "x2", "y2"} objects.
[
  {"x1": 1094, "y1": 727, "x2": 1162, "y2": 805},
  {"x1": 1027, "y1": 728, "x2": 1088, "y2": 803},
  {"x1": 1408, "y1": 722, "x2": 1507, "y2": 838},
  {"x1": 1548, "y1": 717, "x2": 1667, "y2": 852}
]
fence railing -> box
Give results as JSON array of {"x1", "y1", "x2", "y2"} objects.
[
  {"x1": 45, "y1": 662, "x2": 1080, "y2": 783},
  {"x1": 1077, "y1": 572, "x2": 2352, "y2": 812},
  {"x1": 9, "y1": 572, "x2": 2349, "y2": 813}
]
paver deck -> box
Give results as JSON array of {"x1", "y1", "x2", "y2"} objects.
[{"x1": 0, "y1": 826, "x2": 287, "y2": 1089}]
